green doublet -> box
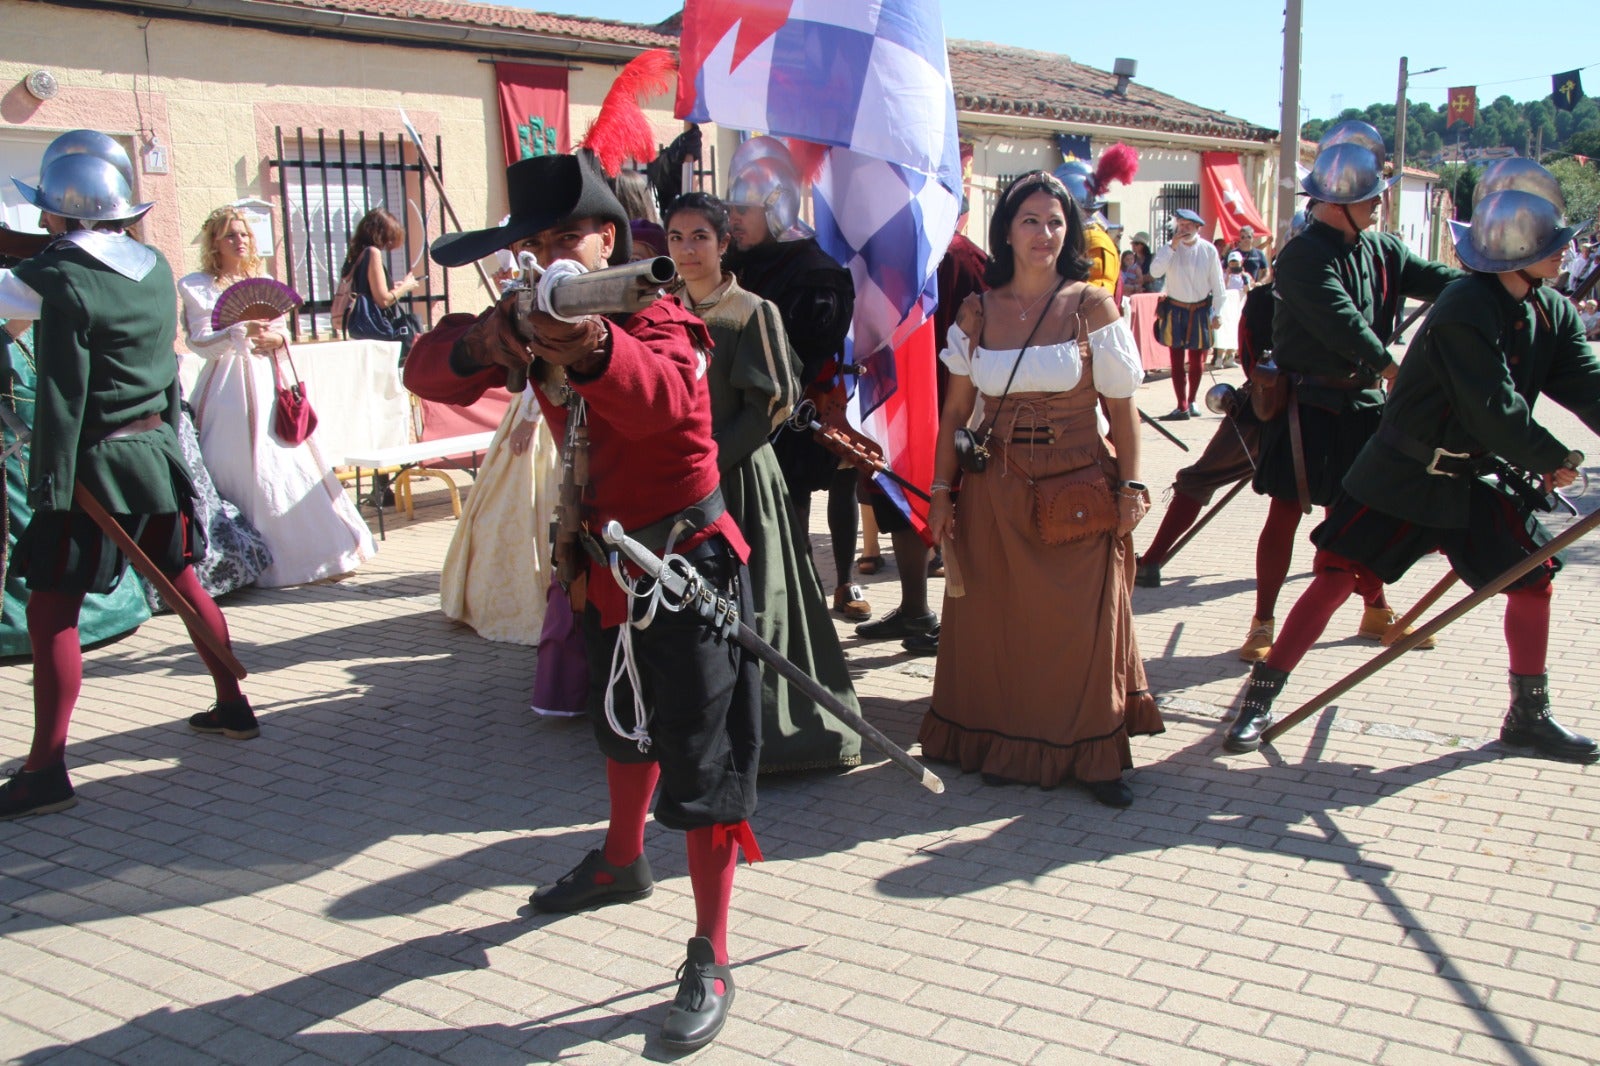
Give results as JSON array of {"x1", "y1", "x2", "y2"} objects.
[
  {"x1": 1345, "y1": 275, "x2": 1600, "y2": 528},
  {"x1": 0, "y1": 333, "x2": 151, "y2": 654},
  {"x1": 1272, "y1": 221, "x2": 1460, "y2": 412},
  {"x1": 13, "y1": 240, "x2": 191, "y2": 515}
]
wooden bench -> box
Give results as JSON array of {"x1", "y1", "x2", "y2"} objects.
[{"x1": 341, "y1": 431, "x2": 497, "y2": 538}]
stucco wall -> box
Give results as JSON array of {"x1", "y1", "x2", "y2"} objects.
[
  {"x1": 963, "y1": 130, "x2": 1275, "y2": 253},
  {"x1": 0, "y1": 1, "x2": 682, "y2": 315}
]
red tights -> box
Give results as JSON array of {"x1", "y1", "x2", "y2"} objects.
[
  {"x1": 1140, "y1": 493, "x2": 1204, "y2": 568},
  {"x1": 1266, "y1": 556, "x2": 1551, "y2": 674},
  {"x1": 601, "y1": 758, "x2": 755, "y2": 967},
  {"x1": 25, "y1": 566, "x2": 241, "y2": 771},
  {"x1": 1253, "y1": 497, "x2": 1386, "y2": 621},
  {"x1": 1169, "y1": 348, "x2": 1205, "y2": 407}
]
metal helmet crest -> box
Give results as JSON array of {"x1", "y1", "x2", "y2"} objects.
[
  {"x1": 39, "y1": 129, "x2": 136, "y2": 189},
  {"x1": 1299, "y1": 142, "x2": 1394, "y2": 205},
  {"x1": 1472, "y1": 157, "x2": 1565, "y2": 212},
  {"x1": 1317, "y1": 119, "x2": 1387, "y2": 166}
]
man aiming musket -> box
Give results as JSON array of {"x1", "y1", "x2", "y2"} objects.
[
  {"x1": 1225, "y1": 159, "x2": 1600, "y2": 763},
  {"x1": 404, "y1": 142, "x2": 760, "y2": 1050}
]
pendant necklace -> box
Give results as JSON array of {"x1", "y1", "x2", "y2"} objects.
[{"x1": 1011, "y1": 285, "x2": 1055, "y2": 321}]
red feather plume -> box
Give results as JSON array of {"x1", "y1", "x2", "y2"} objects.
[
  {"x1": 784, "y1": 138, "x2": 830, "y2": 185},
  {"x1": 581, "y1": 49, "x2": 677, "y2": 176},
  {"x1": 1089, "y1": 142, "x2": 1140, "y2": 198}
]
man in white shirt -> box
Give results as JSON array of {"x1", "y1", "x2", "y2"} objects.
[{"x1": 1149, "y1": 208, "x2": 1226, "y2": 419}]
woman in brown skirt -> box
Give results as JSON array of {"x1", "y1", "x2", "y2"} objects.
[{"x1": 919, "y1": 171, "x2": 1164, "y2": 807}]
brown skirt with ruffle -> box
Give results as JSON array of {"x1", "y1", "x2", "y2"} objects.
[{"x1": 919, "y1": 389, "x2": 1163, "y2": 787}]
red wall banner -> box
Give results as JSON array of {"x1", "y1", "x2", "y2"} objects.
[
  {"x1": 495, "y1": 63, "x2": 571, "y2": 169},
  {"x1": 1200, "y1": 152, "x2": 1270, "y2": 243}
]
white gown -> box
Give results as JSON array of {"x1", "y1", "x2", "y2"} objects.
[{"x1": 178, "y1": 272, "x2": 375, "y2": 587}]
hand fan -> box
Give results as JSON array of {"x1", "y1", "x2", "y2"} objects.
[{"x1": 211, "y1": 277, "x2": 302, "y2": 330}]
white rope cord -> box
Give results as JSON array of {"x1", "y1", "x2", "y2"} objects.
[{"x1": 603, "y1": 611, "x2": 653, "y2": 753}]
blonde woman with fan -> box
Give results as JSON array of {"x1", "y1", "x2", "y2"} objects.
[{"x1": 179, "y1": 206, "x2": 374, "y2": 586}]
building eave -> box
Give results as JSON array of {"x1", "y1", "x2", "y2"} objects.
[
  {"x1": 50, "y1": 0, "x2": 654, "y2": 63},
  {"x1": 957, "y1": 107, "x2": 1277, "y2": 154}
]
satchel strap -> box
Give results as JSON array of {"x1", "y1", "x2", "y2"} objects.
[
  {"x1": 979, "y1": 278, "x2": 1069, "y2": 447},
  {"x1": 272, "y1": 343, "x2": 303, "y2": 391}
]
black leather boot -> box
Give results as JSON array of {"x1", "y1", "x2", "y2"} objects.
[
  {"x1": 1501, "y1": 674, "x2": 1599, "y2": 763},
  {"x1": 1224, "y1": 663, "x2": 1290, "y2": 753}
]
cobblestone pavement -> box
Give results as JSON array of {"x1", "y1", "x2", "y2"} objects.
[{"x1": 2, "y1": 362, "x2": 1598, "y2": 1065}]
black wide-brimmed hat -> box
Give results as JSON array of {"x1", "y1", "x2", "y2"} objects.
[{"x1": 430, "y1": 151, "x2": 631, "y2": 268}]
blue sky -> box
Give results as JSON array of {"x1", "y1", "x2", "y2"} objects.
[{"x1": 517, "y1": 1, "x2": 1595, "y2": 131}]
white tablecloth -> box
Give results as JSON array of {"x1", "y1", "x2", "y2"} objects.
[{"x1": 179, "y1": 337, "x2": 410, "y2": 465}]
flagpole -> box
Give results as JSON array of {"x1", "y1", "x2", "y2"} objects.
[
  {"x1": 1276, "y1": 0, "x2": 1303, "y2": 240},
  {"x1": 1392, "y1": 57, "x2": 1407, "y2": 235}
]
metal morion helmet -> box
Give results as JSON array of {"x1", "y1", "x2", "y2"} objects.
[
  {"x1": 1473, "y1": 157, "x2": 1565, "y2": 212},
  {"x1": 12, "y1": 153, "x2": 155, "y2": 223},
  {"x1": 1052, "y1": 159, "x2": 1101, "y2": 210},
  {"x1": 1447, "y1": 188, "x2": 1583, "y2": 273},
  {"x1": 39, "y1": 129, "x2": 136, "y2": 189},
  {"x1": 1300, "y1": 142, "x2": 1394, "y2": 205},
  {"x1": 727, "y1": 135, "x2": 807, "y2": 241},
  {"x1": 1317, "y1": 119, "x2": 1387, "y2": 166}
]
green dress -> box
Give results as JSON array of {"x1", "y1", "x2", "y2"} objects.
[
  {"x1": 684, "y1": 277, "x2": 862, "y2": 772},
  {"x1": 0, "y1": 329, "x2": 150, "y2": 656}
]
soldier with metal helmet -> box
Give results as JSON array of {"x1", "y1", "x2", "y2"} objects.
[
  {"x1": 0, "y1": 131, "x2": 257, "y2": 820},
  {"x1": 721, "y1": 137, "x2": 869, "y2": 627},
  {"x1": 1236, "y1": 121, "x2": 1462, "y2": 666},
  {"x1": 1226, "y1": 160, "x2": 1599, "y2": 760},
  {"x1": 1052, "y1": 145, "x2": 1138, "y2": 299}
]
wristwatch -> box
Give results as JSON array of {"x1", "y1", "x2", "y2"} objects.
[
  {"x1": 1562, "y1": 450, "x2": 1585, "y2": 471},
  {"x1": 1118, "y1": 480, "x2": 1148, "y2": 492}
]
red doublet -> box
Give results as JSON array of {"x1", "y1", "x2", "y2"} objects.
[{"x1": 405, "y1": 299, "x2": 748, "y2": 627}]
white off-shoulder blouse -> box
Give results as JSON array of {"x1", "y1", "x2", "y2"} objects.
[{"x1": 939, "y1": 317, "x2": 1144, "y2": 399}]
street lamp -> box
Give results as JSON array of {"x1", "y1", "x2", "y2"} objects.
[{"x1": 1392, "y1": 58, "x2": 1445, "y2": 235}]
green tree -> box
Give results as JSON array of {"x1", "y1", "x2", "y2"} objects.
[
  {"x1": 1435, "y1": 162, "x2": 1480, "y2": 220},
  {"x1": 1548, "y1": 158, "x2": 1600, "y2": 226},
  {"x1": 1301, "y1": 89, "x2": 1600, "y2": 162},
  {"x1": 1568, "y1": 128, "x2": 1600, "y2": 159}
]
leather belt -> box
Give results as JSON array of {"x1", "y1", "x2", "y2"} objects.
[
  {"x1": 1160, "y1": 296, "x2": 1212, "y2": 310},
  {"x1": 100, "y1": 413, "x2": 164, "y2": 441},
  {"x1": 1377, "y1": 422, "x2": 1495, "y2": 478},
  {"x1": 1287, "y1": 391, "x2": 1312, "y2": 513},
  {"x1": 623, "y1": 486, "x2": 726, "y2": 555},
  {"x1": 1297, "y1": 372, "x2": 1368, "y2": 390}
]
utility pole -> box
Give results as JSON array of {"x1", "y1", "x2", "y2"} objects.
[
  {"x1": 1392, "y1": 56, "x2": 1408, "y2": 234},
  {"x1": 1278, "y1": 0, "x2": 1303, "y2": 241}
]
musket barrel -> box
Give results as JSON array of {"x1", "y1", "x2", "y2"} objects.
[{"x1": 546, "y1": 256, "x2": 677, "y2": 319}]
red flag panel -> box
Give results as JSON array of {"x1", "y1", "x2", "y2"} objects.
[
  {"x1": 1447, "y1": 86, "x2": 1478, "y2": 128},
  {"x1": 1199, "y1": 152, "x2": 1270, "y2": 243},
  {"x1": 495, "y1": 63, "x2": 570, "y2": 169}
]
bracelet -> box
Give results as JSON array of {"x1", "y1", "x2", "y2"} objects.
[{"x1": 930, "y1": 479, "x2": 953, "y2": 494}]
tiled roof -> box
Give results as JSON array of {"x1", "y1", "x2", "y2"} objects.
[
  {"x1": 253, "y1": 0, "x2": 678, "y2": 48},
  {"x1": 948, "y1": 41, "x2": 1277, "y2": 143},
  {"x1": 189, "y1": 2, "x2": 1276, "y2": 143}
]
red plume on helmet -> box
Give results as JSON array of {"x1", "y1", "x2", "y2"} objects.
[
  {"x1": 1089, "y1": 143, "x2": 1139, "y2": 199},
  {"x1": 784, "y1": 139, "x2": 830, "y2": 185},
  {"x1": 580, "y1": 49, "x2": 677, "y2": 176}
]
